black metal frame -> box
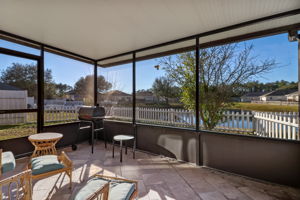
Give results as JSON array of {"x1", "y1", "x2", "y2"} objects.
[
  {"x1": 0, "y1": 8, "x2": 299, "y2": 141},
  {"x1": 37, "y1": 45, "x2": 45, "y2": 132},
  {"x1": 0, "y1": 47, "x2": 43, "y2": 132},
  {"x1": 0, "y1": 47, "x2": 40, "y2": 60},
  {"x1": 96, "y1": 28, "x2": 300, "y2": 139},
  {"x1": 132, "y1": 52, "x2": 136, "y2": 125},
  {"x1": 94, "y1": 61, "x2": 98, "y2": 106},
  {"x1": 195, "y1": 37, "x2": 200, "y2": 131},
  {"x1": 0, "y1": 30, "x2": 94, "y2": 63}
]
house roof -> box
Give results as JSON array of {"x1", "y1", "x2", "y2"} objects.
[
  {"x1": 263, "y1": 88, "x2": 298, "y2": 97},
  {"x1": 242, "y1": 92, "x2": 268, "y2": 97},
  {"x1": 0, "y1": 82, "x2": 23, "y2": 91},
  {"x1": 285, "y1": 91, "x2": 298, "y2": 96},
  {"x1": 0, "y1": 1, "x2": 299, "y2": 64},
  {"x1": 136, "y1": 91, "x2": 154, "y2": 96},
  {"x1": 101, "y1": 90, "x2": 131, "y2": 96}
]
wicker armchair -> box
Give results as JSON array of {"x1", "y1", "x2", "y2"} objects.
[
  {"x1": 0, "y1": 170, "x2": 32, "y2": 200},
  {"x1": 27, "y1": 151, "x2": 73, "y2": 189}
]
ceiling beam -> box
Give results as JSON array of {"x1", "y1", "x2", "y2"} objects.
[
  {"x1": 0, "y1": 29, "x2": 95, "y2": 63},
  {"x1": 97, "y1": 8, "x2": 300, "y2": 62},
  {"x1": 99, "y1": 23, "x2": 300, "y2": 67}
]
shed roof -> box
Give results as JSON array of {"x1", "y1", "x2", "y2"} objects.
[{"x1": 0, "y1": 82, "x2": 23, "y2": 91}]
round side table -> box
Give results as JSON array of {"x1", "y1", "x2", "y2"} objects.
[
  {"x1": 112, "y1": 135, "x2": 135, "y2": 162},
  {"x1": 28, "y1": 132, "x2": 63, "y2": 158}
]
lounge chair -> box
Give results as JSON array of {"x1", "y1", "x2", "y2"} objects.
[{"x1": 72, "y1": 174, "x2": 138, "y2": 200}]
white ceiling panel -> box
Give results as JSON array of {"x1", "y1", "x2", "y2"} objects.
[{"x1": 0, "y1": 0, "x2": 299, "y2": 60}]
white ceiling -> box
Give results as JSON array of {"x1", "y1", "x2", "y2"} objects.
[{"x1": 0, "y1": 0, "x2": 300, "y2": 60}]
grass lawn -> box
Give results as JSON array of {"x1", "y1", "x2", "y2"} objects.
[
  {"x1": 0, "y1": 120, "x2": 77, "y2": 141},
  {"x1": 0, "y1": 123, "x2": 37, "y2": 141},
  {"x1": 230, "y1": 103, "x2": 298, "y2": 112}
]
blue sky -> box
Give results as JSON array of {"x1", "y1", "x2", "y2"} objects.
[{"x1": 0, "y1": 33, "x2": 298, "y2": 93}]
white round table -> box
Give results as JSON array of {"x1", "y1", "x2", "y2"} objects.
[
  {"x1": 112, "y1": 135, "x2": 135, "y2": 162},
  {"x1": 28, "y1": 132, "x2": 63, "y2": 158}
]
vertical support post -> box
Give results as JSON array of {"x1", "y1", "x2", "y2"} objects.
[
  {"x1": 37, "y1": 45, "x2": 44, "y2": 132},
  {"x1": 195, "y1": 37, "x2": 200, "y2": 132},
  {"x1": 195, "y1": 37, "x2": 202, "y2": 166},
  {"x1": 94, "y1": 61, "x2": 98, "y2": 106},
  {"x1": 132, "y1": 52, "x2": 137, "y2": 154},
  {"x1": 132, "y1": 52, "x2": 136, "y2": 125}
]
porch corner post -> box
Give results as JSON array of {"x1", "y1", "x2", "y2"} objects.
[
  {"x1": 196, "y1": 37, "x2": 200, "y2": 132},
  {"x1": 133, "y1": 52, "x2": 136, "y2": 125},
  {"x1": 94, "y1": 61, "x2": 98, "y2": 106},
  {"x1": 132, "y1": 52, "x2": 137, "y2": 147},
  {"x1": 37, "y1": 45, "x2": 45, "y2": 132},
  {"x1": 195, "y1": 37, "x2": 202, "y2": 166}
]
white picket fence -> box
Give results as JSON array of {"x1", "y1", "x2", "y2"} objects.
[
  {"x1": 106, "y1": 107, "x2": 253, "y2": 129},
  {"x1": 2, "y1": 106, "x2": 299, "y2": 140},
  {"x1": 254, "y1": 112, "x2": 298, "y2": 140},
  {"x1": 11, "y1": 106, "x2": 80, "y2": 125},
  {"x1": 105, "y1": 106, "x2": 299, "y2": 140},
  {"x1": 44, "y1": 105, "x2": 79, "y2": 123}
]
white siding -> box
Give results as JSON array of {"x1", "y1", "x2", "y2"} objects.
[{"x1": 0, "y1": 90, "x2": 28, "y2": 125}]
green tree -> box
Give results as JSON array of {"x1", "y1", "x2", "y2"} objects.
[
  {"x1": 160, "y1": 44, "x2": 277, "y2": 130},
  {"x1": 74, "y1": 75, "x2": 112, "y2": 104},
  {"x1": 152, "y1": 77, "x2": 180, "y2": 105},
  {"x1": 97, "y1": 75, "x2": 112, "y2": 93},
  {"x1": 0, "y1": 63, "x2": 55, "y2": 99},
  {"x1": 55, "y1": 83, "x2": 72, "y2": 98}
]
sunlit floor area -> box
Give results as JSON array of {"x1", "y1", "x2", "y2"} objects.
[{"x1": 12, "y1": 142, "x2": 300, "y2": 200}]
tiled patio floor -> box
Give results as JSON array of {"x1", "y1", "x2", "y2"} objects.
[{"x1": 13, "y1": 142, "x2": 300, "y2": 200}]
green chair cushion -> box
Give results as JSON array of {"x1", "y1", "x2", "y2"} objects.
[
  {"x1": 73, "y1": 178, "x2": 135, "y2": 200},
  {"x1": 1, "y1": 151, "x2": 16, "y2": 174},
  {"x1": 30, "y1": 155, "x2": 64, "y2": 175},
  {"x1": 73, "y1": 178, "x2": 108, "y2": 200},
  {"x1": 109, "y1": 181, "x2": 135, "y2": 200}
]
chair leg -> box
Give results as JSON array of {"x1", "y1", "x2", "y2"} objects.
[
  {"x1": 133, "y1": 138, "x2": 136, "y2": 159},
  {"x1": 68, "y1": 169, "x2": 72, "y2": 189},
  {"x1": 104, "y1": 130, "x2": 107, "y2": 149},
  {"x1": 120, "y1": 140, "x2": 123, "y2": 163},
  {"x1": 112, "y1": 140, "x2": 115, "y2": 158},
  {"x1": 91, "y1": 122, "x2": 94, "y2": 154},
  {"x1": 0, "y1": 186, "x2": 2, "y2": 200},
  {"x1": 125, "y1": 141, "x2": 127, "y2": 155},
  {"x1": 103, "y1": 188, "x2": 109, "y2": 200}
]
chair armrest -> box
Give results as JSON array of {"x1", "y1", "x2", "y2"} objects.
[
  {"x1": 0, "y1": 149, "x2": 2, "y2": 176},
  {"x1": 94, "y1": 174, "x2": 138, "y2": 190},
  {"x1": 0, "y1": 169, "x2": 32, "y2": 200},
  {"x1": 87, "y1": 182, "x2": 109, "y2": 200},
  {"x1": 58, "y1": 151, "x2": 73, "y2": 169}
]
